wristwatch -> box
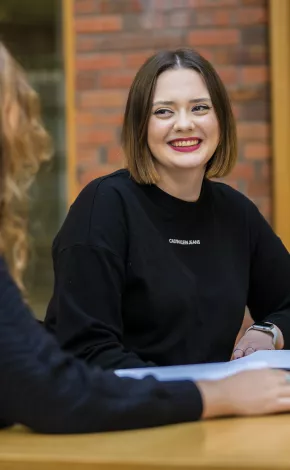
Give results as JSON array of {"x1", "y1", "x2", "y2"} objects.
[{"x1": 246, "y1": 321, "x2": 278, "y2": 348}]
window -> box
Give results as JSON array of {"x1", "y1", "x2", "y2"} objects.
[{"x1": 0, "y1": 0, "x2": 67, "y2": 317}]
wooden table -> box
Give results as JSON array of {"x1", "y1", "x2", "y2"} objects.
[{"x1": 1, "y1": 415, "x2": 290, "y2": 470}]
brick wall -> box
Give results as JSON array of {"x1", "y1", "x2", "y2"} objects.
[{"x1": 74, "y1": 0, "x2": 270, "y2": 222}]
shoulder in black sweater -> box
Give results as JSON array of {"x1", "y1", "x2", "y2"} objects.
[{"x1": 45, "y1": 170, "x2": 290, "y2": 370}]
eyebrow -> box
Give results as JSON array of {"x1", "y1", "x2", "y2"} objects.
[{"x1": 152, "y1": 98, "x2": 211, "y2": 106}]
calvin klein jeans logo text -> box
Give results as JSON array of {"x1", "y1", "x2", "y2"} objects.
[{"x1": 169, "y1": 239, "x2": 201, "y2": 245}]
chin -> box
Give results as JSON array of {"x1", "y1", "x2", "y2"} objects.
[{"x1": 171, "y1": 158, "x2": 206, "y2": 170}]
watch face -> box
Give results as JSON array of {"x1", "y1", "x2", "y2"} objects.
[{"x1": 254, "y1": 322, "x2": 273, "y2": 330}]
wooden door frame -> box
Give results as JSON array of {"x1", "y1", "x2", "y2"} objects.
[
  {"x1": 269, "y1": 0, "x2": 290, "y2": 250},
  {"x1": 62, "y1": 0, "x2": 77, "y2": 206}
]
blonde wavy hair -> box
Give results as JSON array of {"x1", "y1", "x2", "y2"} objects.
[{"x1": 0, "y1": 42, "x2": 52, "y2": 291}]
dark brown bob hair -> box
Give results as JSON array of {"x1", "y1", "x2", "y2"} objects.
[{"x1": 121, "y1": 48, "x2": 237, "y2": 184}]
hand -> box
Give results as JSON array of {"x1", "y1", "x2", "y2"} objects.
[
  {"x1": 197, "y1": 369, "x2": 290, "y2": 419},
  {"x1": 231, "y1": 327, "x2": 283, "y2": 360}
]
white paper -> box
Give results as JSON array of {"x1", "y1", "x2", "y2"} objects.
[
  {"x1": 115, "y1": 350, "x2": 290, "y2": 382},
  {"x1": 235, "y1": 349, "x2": 290, "y2": 368}
]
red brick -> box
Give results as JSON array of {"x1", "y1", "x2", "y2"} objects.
[
  {"x1": 239, "y1": 101, "x2": 270, "y2": 121},
  {"x1": 195, "y1": 9, "x2": 233, "y2": 26},
  {"x1": 231, "y1": 103, "x2": 241, "y2": 120},
  {"x1": 74, "y1": 0, "x2": 97, "y2": 14},
  {"x1": 87, "y1": 31, "x2": 184, "y2": 50},
  {"x1": 187, "y1": 29, "x2": 240, "y2": 46},
  {"x1": 237, "y1": 122, "x2": 269, "y2": 140},
  {"x1": 244, "y1": 143, "x2": 270, "y2": 160},
  {"x1": 76, "y1": 37, "x2": 96, "y2": 53},
  {"x1": 95, "y1": 113, "x2": 124, "y2": 126},
  {"x1": 248, "y1": 180, "x2": 270, "y2": 198},
  {"x1": 168, "y1": 11, "x2": 190, "y2": 28},
  {"x1": 228, "y1": 162, "x2": 254, "y2": 180},
  {"x1": 76, "y1": 148, "x2": 98, "y2": 164},
  {"x1": 79, "y1": 90, "x2": 127, "y2": 108},
  {"x1": 75, "y1": 16, "x2": 123, "y2": 33},
  {"x1": 98, "y1": 71, "x2": 135, "y2": 89},
  {"x1": 189, "y1": 0, "x2": 238, "y2": 7},
  {"x1": 214, "y1": 45, "x2": 267, "y2": 65},
  {"x1": 77, "y1": 164, "x2": 120, "y2": 188},
  {"x1": 76, "y1": 112, "x2": 124, "y2": 127},
  {"x1": 229, "y1": 86, "x2": 268, "y2": 102},
  {"x1": 124, "y1": 52, "x2": 155, "y2": 68},
  {"x1": 261, "y1": 161, "x2": 270, "y2": 180},
  {"x1": 140, "y1": 13, "x2": 165, "y2": 29},
  {"x1": 195, "y1": 47, "x2": 215, "y2": 62},
  {"x1": 241, "y1": 66, "x2": 269, "y2": 84},
  {"x1": 74, "y1": 0, "x2": 271, "y2": 221},
  {"x1": 154, "y1": 0, "x2": 175, "y2": 10},
  {"x1": 98, "y1": 0, "x2": 142, "y2": 14},
  {"x1": 217, "y1": 66, "x2": 238, "y2": 85},
  {"x1": 76, "y1": 71, "x2": 97, "y2": 90},
  {"x1": 214, "y1": 9, "x2": 234, "y2": 25},
  {"x1": 78, "y1": 129, "x2": 116, "y2": 145},
  {"x1": 236, "y1": 7, "x2": 267, "y2": 24},
  {"x1": 172, "y1": 0, "x2": 191, "y2": 7},
  {"x1": 76, "y1": 112, "x2": 98, "y2": 127},
  {"x1": 76, "y1": 54, "x2": 123, "y2": 71},
  {"x1": 240, "y1": 0, "x2": 267, "y2": 5},
  {"x1": 107, "y1": 146, "x2": 125, "y2": 164}
]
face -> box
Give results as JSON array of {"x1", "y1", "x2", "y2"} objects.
[{"x1": 147, "y1": 68, "x2": 219, "y2": 176}]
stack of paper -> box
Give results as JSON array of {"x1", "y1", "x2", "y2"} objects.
[{"x1": 115, "y1": 350, "x2": 290, "y2": 382}]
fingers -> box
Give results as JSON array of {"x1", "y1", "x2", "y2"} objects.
[
  {"x1": 232, "y1": 344, "x2": 274, "y2": 360},
  {"x1": 276, "y1": 395, "x2": 290, "y2": 414},
  {"x1": 232, "y1": 348, "x2": 244, "y2": 360},
  {"x1": 232, "y1": 347, "x2": 256, "y2": 359},
  {"x1": 270, "y1": 371, "x2": 290, "y2": 413},
  {"x1": 244, "y1": 347, "x2": 255, "y2": 356}
]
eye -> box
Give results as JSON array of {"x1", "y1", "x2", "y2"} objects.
[
  {"x1": 192, "y1": 104, "x2": 211, "y2": 114},
  {"x1": 153, "y1": 108, "x2": 173, "y2": 117}
]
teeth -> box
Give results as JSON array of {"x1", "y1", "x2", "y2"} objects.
[{"x1": 171, "y1": 140, "x2": 199, "y2": 147}]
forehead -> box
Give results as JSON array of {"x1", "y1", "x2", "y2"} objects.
[{"x1": 153, "y1": 68, "x2": 210, "y2": 101}]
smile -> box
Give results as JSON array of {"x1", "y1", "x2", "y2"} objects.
[
  {"x1": 170, "y1": 139, "x2": 200, "y2": 147},
  {"x1": 168, "y1": 138, "x2": 202, "y2": 153}
]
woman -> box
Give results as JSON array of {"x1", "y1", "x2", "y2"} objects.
[
  {"x1": 1, "y1": 41, "x2": 290, "y2": 434},
  {"x1": 45, "y1": 48, "x2": 290, "y2": 371}
]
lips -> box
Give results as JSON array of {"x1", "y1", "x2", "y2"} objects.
[{"x1": 168, "y1": 138, "x2": 202, "y2": 153}]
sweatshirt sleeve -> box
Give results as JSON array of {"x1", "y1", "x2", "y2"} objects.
[
  {"x1": 45, "y1": 179, "x2": 154, "y2": 370},
  {"x1": 247, "y1": 204, "x2": 290, "y2": 348},
  {"x1": 46, "y1": 244, "x2": 155, "y2": 370},
  {"x1": 0, "y1": 258, "x2": 203, "y2": 434}
]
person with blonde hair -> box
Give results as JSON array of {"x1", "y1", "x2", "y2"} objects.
[{"x1": 1, "y1": 42, "x2": 290, "y2": 434}]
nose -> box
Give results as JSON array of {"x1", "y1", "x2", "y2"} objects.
[{"x1": 173, "y1": 111, "x2": 195, "y2": 132}]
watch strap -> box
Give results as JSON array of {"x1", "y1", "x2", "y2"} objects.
[{"x1": 246, "y1": 323, "x2": 278, "y2": 348}]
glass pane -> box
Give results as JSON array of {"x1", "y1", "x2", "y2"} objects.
[{"x1": 0, "y1": 0, "x2": 67, "y2": 318}]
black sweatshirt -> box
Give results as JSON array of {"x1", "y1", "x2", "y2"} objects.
[
  {"x1": 45, "y1": 169, "x2": 290, "y2": 370},
  {"x1": 0, "y1": 256, "x2": 203, "y2": 433}
]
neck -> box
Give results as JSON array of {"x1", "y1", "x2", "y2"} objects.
[{"x1": 155, "y1": 165, "x2": 206, "y2": 202}]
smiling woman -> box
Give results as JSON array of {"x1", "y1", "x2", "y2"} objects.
[
  {"x1": 148, "y1": 68, "x2": 220, "y2": 201},
  {"x1": 122, "y1": 49, "x2": 236, "y2": 188},
  {"x1": 45, "y1": 48, "x2": 290, "y2": 372}
]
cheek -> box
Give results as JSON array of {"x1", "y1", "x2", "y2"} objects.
[
  {"x1": 203, "y1": 116, "x2": 220, "y2": 144},
  {"x1": 148, "y1": 118, "x2": 171, "y2": 146}
]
